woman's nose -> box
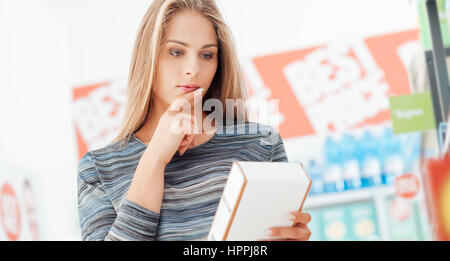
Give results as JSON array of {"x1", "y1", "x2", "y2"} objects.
[{"x1": 184, "y1": 56, "x2": 199, "y2": 76}]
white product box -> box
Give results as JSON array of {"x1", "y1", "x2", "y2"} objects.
[{"x1": 208, "y1": 161, "x2": 312, "y2": 241}]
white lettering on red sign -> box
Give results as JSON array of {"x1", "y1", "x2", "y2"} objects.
[
  {"x1": 283, "y1": 41, "x2": 390, "y2": 133},
  {"x1": 73, "y1": 81, "x2": 126, "y2": 150}
]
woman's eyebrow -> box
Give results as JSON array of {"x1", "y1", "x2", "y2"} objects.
[{"x1": 166, "y1": 40, "x2": 218, "y2": 49}]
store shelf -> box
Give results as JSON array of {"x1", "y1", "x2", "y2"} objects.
[
  {"x1": 303, "y1": 185, "x2": 395, "y2": 209},
  {"x1": 303, "y1": 186, "x2": 396, "y2": 240}
]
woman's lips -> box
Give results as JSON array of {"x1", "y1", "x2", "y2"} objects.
[{"x1": 177, "y1": 85, "x2": 200, "y2": 93}]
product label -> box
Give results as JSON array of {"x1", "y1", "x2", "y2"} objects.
[{"x1": 388, "y1": 91, "x2": 436, "y2": 134}]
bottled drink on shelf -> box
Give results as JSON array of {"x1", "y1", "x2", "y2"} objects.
[
  {"x1": 306, "y1": 159, "x2": 324, "y2": 196},
  {"x1": 341, "y1": 133, "x2": 362, "y2": 190},
  {"x1": 359, "y1": 130, "x2": 382, "y2": 188},
  {"x1": 323, "y1": 136, "x2": 345, "y2": 193}
]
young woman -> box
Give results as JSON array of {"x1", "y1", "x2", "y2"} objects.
[{"x1": 77, "y1": 0, "x2": 312, "y2": 241}]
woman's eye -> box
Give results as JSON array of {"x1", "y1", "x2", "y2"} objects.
[
  {"x1": 169, "y1": 49, "x2": 214, "y2": 60},
  {"x1": 170, "y1": 49, "x2": 183, "y2": 56},
  {"x1": 202, "y1": 53, "x2": 214, "y2": 60}
]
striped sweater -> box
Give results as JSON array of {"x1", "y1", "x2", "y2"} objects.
[{"x1": 77, "y1": 122, "x2": 288, "y2": 241}]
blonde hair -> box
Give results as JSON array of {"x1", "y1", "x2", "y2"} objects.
[{"x1": 112, "y1": 0, "x2": 248, "y2": 144}]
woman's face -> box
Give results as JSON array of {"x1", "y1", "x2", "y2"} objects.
[{"x1": 153, "y1": 9, "x2": 219, "y2": 110}]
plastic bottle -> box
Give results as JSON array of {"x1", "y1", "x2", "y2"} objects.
[
  {"x1": 306, "y1": 159, "x2": 324, "y2": 196},
  {"x1": 359, "y1": 130, "x2": 382, "y2": 188},
  {"x1": 341, "y1": 133, "x2": 362, "y2": 190},
  {"x1": 399, "y1": 132, "x2": 421, "y2": 175},
  {"x1": 380, "y1": 128, "x2": 403, "y2": 185},
  {"x1": 323, "y1": 136, "x2": 345, "y2": 193}
]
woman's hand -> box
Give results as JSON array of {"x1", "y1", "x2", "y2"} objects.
[
  {"x1": 126, "y1": 88, "x2": 204, "y2": 212},
  {"x1": 260, "y1": 211, "x2": 312, "y2": 241},
  {"x1": 145, "y1": 88, "x2": 204, "y2": 165}
]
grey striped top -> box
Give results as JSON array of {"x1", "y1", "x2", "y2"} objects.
[{"x1": 77, "y1": 122, "x2": 288, "y2": 241}]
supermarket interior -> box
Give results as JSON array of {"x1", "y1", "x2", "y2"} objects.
[{"x1": 0, "y1": 0, "x2": 450, "y2": 241}]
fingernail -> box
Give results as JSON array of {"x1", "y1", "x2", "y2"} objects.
[
  {"x1": 288, "y1": 214, "x2": 296, "y2": 221},
  {"x1": 264, "y1": 229, "x2": 273, "y2": 236}
]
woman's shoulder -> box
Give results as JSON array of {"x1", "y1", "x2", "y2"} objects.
[
  {"x1": 77, "y1": 135, "x2": 145, "y2": 176},
  {"x1": 212, "y1": 121, "x2": 287, "y2": 162},
  {"x1": 215, "y1": 121, "x2": 283, "y2": 145},
  {"x1": 217, "y1": 121, "x2": 280, "y2": 136}
]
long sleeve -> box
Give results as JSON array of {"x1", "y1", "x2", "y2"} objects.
[
  {"x1": 268, "y1": 127, "x2": 289, "y2": 162},
  {"x1": 77, "y1": 152, "x2": 160, "y2": 241}
]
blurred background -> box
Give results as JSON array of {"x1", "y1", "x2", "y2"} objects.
[{"x1": 0, "y1": 0, "x2": 449, "y2": 241}]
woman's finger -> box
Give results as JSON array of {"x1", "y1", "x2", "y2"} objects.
[
  {"x1": 289, "y1": 211, "x2": 311, "y2": 225},
  {"x1": 183, "y1": 135, "x2": 195, "y2": 152},
  {"x1": 266, "y1": 226, "x2": 311, "y2": 241},
  {"x1": 258, "y1": 238, "x2": 297, "y2": 241},
  {"x1": 189, "y1": 134, "x2": 198, "y2": 148},
  {"x1": 179, "y1": 134, "x2": 197, "y2": 156},
  {"x1": 168, "y1": 113, "x2": 194, "y2": 137},
  {"x1": 178, "y1": 145, "x2": 187, "y2": 156},
  {"x1": 168, "y1": 88, "x2": 204, "y2": 113},
  {"x1": 180, "y1": 133, "x2": 195, "y2": 146},
  {"x1": 186, "y1": 134, "x2": 196, "y2": 146},
  {"x1": 179, "y1": 137, "x2": 189, "y2": 147}
]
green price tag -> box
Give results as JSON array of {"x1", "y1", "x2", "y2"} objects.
[{"x1": 389, "y1": 91, "x2": 436, "y2": 134}]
